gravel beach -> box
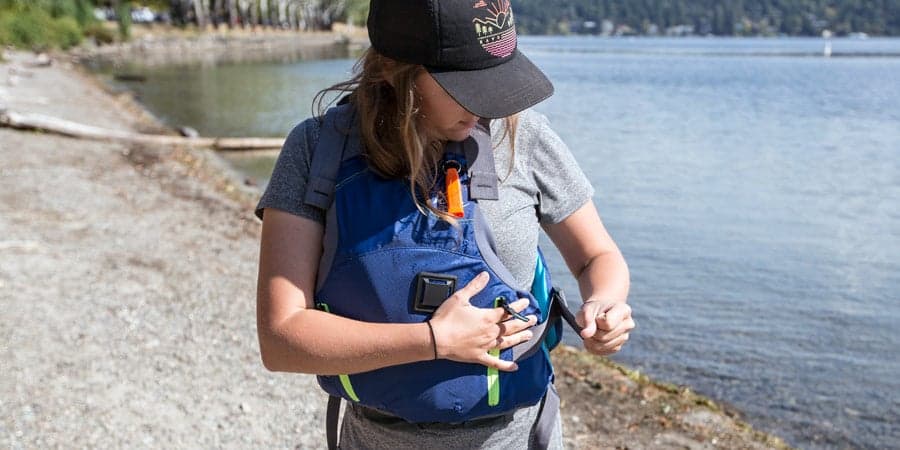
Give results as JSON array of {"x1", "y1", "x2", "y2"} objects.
[
  {"x1": 1, "y1": 51, "x2": 323, "y2": 448},
  {"x1": 1, "y1": 48, "x2": 790, "y2": 449}
]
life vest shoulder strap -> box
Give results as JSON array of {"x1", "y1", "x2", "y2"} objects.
[
  {"x1": 461, "y1": 118, "x2": 500, "y2": 201},
  {"x1": 307, "y1": 103, "x2": 501, "y2": 208},
  {"x1": 303, "y1": 103, "x2": 360, "y2": 210}
]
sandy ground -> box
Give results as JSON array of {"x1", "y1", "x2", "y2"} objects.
[{"x1": 0, "y1": 49, "x2": 791, "y2": 449}]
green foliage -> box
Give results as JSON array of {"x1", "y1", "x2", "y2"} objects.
[
  {"x1": 0, "y1": 15, "x2": 10, "y2": 46},
  {"x1": 48, "y1": 0, "x2": 78, "y2": 18},
  {"x1": 83, "y1": 22, "x2": 116, "y2": 45},
  {"x1": 0, "y1": 6, "x2": 84, "y2": 50},
  {"x1": 52, "y1": 15, "x2": 83, "y2": 48},
  {"x1": 0, "y1": 0, "x2": 86, "y2": 18},
  {"x1": 73, "y1": 0, "x2": 94, "y2": 27},
  {"x1": 0, "y1": 8, "x2": 55, "y2": 49},
  {"x1": 344, "y1": 0, "x2": 369, "y2": 27},
  {"x1": 514, "y1": 0, "x2": 900, "y2": 36},
  {"x1": 116, "y1": 0, "x2": 131, "y2": 39}
]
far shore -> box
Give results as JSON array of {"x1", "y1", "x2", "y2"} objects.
[
  {"x1": 70, "y1": 24, "x2": 369, "y2": 70},
  {"x1": 1, "y1": 36, "x2": 793, "y2": 449}
]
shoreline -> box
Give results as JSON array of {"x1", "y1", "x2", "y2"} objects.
[
  {"x1": 1, "y1": 39, "x2": 791, "y2": 448},
  {"x1": 71, "y1": 25, "x2": 369, "y2": 70}
]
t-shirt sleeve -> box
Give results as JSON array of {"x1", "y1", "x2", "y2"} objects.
[
  {"x1": 524, "y1": 111, "x2": 595, "y2": 225},
  {"x1": 254, "y1": 118, "x2": 326, "y2": 224}
]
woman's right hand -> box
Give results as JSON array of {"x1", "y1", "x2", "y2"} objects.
[{"x1": 428, "y1": 272, "x2": 536, "y2": 371}]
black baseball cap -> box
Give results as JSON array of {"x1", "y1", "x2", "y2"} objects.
[{"x1": 367, "y1": 0, "x2": 554, "y2": 119}]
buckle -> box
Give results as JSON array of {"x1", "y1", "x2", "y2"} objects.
[{"x1": 413, "y1": 272, "x2": 457, "y2": 313}]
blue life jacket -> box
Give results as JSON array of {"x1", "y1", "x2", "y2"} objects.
[{"x1": 304, "y1": 103, "x2": 577, "y2": 425}]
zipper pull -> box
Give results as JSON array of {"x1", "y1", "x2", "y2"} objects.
[
  {"x1": 497, "y1": 296, "x2": 530, "y2": 323},
  {"x1": 445, "y1": 162, "x2": 464, "y2": 218}
]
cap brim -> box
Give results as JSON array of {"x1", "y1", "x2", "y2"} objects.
[{"x1": 426, "y1": 50, "x2": 554, "y2": 119}]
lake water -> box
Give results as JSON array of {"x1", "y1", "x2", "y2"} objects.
[{"x1": 105, "y1": 37, "x2": 900, "y2": 449}]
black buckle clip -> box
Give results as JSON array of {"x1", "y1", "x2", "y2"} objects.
[{"x1": 413, "y1": 272, "x2": 457, "y2": 313}]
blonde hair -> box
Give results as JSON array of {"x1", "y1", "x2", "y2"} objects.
[{"x1": 314, "y1": 48, "x2": 518, "y2": 222}]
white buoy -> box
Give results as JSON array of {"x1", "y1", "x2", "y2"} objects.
[{"x1": 823, "y1": 40, "x2": 832, "y2": 58}]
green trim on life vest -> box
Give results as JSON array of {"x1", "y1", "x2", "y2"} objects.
[
  {"x1": 316, "y1": 302, "x2": 360, "y2": 402},
  {"x1": 339, "y1": 375, "x2": 360, "y2": 402},
  {"x1": 487, "y1": 297, "x2": 503, "y2": 407}
]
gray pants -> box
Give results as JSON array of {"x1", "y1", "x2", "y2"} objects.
[{"x1": 338, "y1": 400, "x2": 564, "y2": 449}]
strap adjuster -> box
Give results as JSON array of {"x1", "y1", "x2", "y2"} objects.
[{"x1": 413, "y1": 273, "x2": 457, "y2": 313}]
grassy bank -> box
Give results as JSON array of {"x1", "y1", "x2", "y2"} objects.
[
  {"x1": 0, "y1": 0, "x2": 122, "y2": 50},
  {"x1": 552, "y1": 346, "x2": 793, "y2": 449}
]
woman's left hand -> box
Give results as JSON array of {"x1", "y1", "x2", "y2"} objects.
[{"x1": 577, "y1": 300, "x2": 635, "y2": 356}]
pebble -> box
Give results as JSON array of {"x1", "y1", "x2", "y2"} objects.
[
  {"x1": 178, "y1": 126, "x2": 199, "y2": 138},
  {"x1": 34, "y1": 53, "x2": 52, "y2": 67}
]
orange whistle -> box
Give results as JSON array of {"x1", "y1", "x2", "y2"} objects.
[{"x1": 446, "y1": 167, "x2": 464, "y2": 218}]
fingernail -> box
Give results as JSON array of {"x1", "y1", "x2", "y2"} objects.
[
  {"x1": 478, "y1": 271, "x2": 489, "y2": 281},
  {"x1": 511, "y1": 363, "x2": 519, "y2": 371},
  {"x1": 523, "y1": 331, "x2": 533, "y2": 340}
]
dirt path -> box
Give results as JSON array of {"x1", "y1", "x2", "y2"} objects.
[{"x1": 0, "y1": 49, "x2": 790, "y2": 449}]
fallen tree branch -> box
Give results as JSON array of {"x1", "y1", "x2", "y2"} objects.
[{"x1": 0, "y1": 110, "x2": 284, "y2": 151}]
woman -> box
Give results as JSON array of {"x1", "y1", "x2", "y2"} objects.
[{"x1": 255, "y1": 1, "x2": 633, "y2": 448}]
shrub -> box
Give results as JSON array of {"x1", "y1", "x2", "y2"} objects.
[
  {"x1": 73, "y1": 0, "x2": 93, "y2": 27},
  {"x1": 116, "y1": 1, "x2": 131, "y2": 39},
  {"x1": 0, "y1": 18, "x2": 9, "y2": 47},
  {"x1": 51, "y1": 16, "x2": 82, "y2": 49},
  {"x1": 0, "y1": 7, "x2": 84, "y2": 50},
  {"x1": 83, "y1": 22, "x2": 116, "y2": 45},
  {"x1": 48, "y1": 0, "x2": 78, "y2": 19},
  {"x1": 0, "y1": 9, "x2": 55, "y2": 50}
]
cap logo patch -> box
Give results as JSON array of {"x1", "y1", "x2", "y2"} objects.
[{"x1": 472, "y1": 0, "x2": 517, "y2": 58}]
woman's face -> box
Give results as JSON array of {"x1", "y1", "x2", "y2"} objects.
[{"x1": 414, "y1": 71, "x2": 479, "y2": 142}]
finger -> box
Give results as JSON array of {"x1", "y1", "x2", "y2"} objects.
[
  {"x1": 596, "y1": 302, "x2": 631, "y2": 332},
  {"x1": 497, "y1": 315, "x2": 537, "y2": 336},
  {"x1": 497, "y1": 329, "x2": 534, "y2": 350},
  {"x1": 491, "y1": 297, "x2": 530, "y2": 322},
  {"x1": 499, "y1": 330, "x2": 534, "y2": 350},
  {"x1": 587, "y1": 344, "x2": 623, "y2": 356},
  {"x1": 578, "y1": 300, "x2": 609, "y2": 339},
  {"x1": 454, "y1": 271, "x2": 490, "y2": 301},
  {"x1": 477, "y1": 354, "x2": 519, "y2": 372},
  {"x1": 602, "y1": 333, "x2": 629, "y2": 355},
  {"x1": 593, "y1": 318, "x2": 636, "y2": 344},
  {"x1": 585, "y1": 332, "x2": 629, "y2": 356}
]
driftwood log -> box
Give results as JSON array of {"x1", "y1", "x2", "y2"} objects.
[{"x1": 0, "y1": 110, "x2": 284, "y2": 151}]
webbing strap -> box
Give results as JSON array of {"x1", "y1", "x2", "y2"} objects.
[
  {"x1": 326, "y1": 395, "x2": 341, "y2": 450},
  {"x1": 553, "y1": 289, "x2": 584, "y2": 334},
  {"x1": 304, "y1": 104, "x2": 357, "y2": 210},
  {"x1": 463, "y1": 119, "x2": 500, "y2": 201},
  {"x1": 530, "y1": 383, "x2": 561, "y2": 449},
  {"x1": 512, "y1": 288, "x2": 581, "y2": 362},
  {"x1": 512, "y1": 314, "x2": 549, "y2": 362}
]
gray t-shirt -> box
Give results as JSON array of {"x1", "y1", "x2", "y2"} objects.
[
  {"x1": 255, "y1": 109, "x2": 593, "y2": 289},
  {"x1": 256, "y1": 109, "x2": 592, "y2": 448}
]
